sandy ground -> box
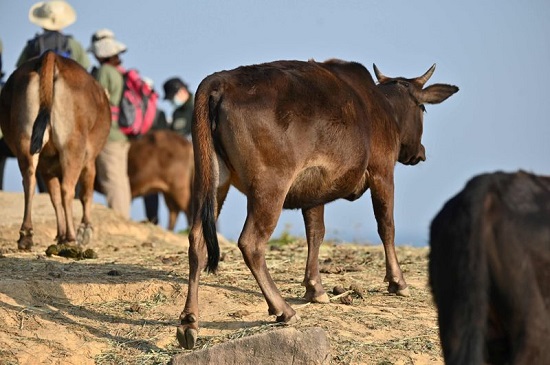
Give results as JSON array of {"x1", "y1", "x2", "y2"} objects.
[{"x1": 0, "y1": 191, "x2": 443, "y2": 365}]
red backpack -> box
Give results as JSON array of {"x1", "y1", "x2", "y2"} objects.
[{"x1": 111, "y1": 67, "x2": 158, "y2": 137}]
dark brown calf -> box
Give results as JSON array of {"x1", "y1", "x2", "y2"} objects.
[
  {"x1": 127, "y1": 130, "x2": 194, "y2": 230},
  {"x1": 0, "y1": 51, "x2": 110, "y2": 249},
  {"x1": 179, "y1": 59, "x2": 458, "y2": 348},
  {"x1": 429, "y1": 171, "x2": 550, "y2": 365}
]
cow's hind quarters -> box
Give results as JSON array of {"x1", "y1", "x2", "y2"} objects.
[
  {"x1": 76, "y1": 223, "x2": 94, "y2": 245},
  {"x1": 177, "y1": 313, "x2": 198, "y2": 349},
  {"x1": 18, "y1": 229, "x2": 34, "y2": 250}
]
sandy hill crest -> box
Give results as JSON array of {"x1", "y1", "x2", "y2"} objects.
[{"x1": 0, "y1": 191, "x2": 442, "y2": 364}]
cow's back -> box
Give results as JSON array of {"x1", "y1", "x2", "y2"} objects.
[
  {"x1": 128, "y1": 130, "x2": 193, "y2": 197},
  {"x1": 197, "y1": 60, "x2": 387, "y2": 208},
  {"x1": 429, "y1": 171, "x2": 550, "y2": 365}
]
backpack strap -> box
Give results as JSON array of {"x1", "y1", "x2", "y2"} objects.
[{"x1": 109, "y1": 66, "x2": 127, "y2": 122}]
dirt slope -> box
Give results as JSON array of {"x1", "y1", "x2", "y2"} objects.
[{"x1": 0, "y1": 192, "x2": 443, "y2": 364}]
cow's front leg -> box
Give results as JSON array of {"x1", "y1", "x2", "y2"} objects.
[
  {"x1": 301, "y1": 205, "x2": 330, "y2": 303},
  {"x1": 370, "y1": 173, "x2": 409, "y2": 296}
]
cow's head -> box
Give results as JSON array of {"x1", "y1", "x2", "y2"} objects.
[{"x1": 373, "y1": 64, "x2": 459, "y2": 166}]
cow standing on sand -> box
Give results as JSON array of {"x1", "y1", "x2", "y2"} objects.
[
  {"x1": 178, "y1": 58, "x2": 458, "y2": 349},
  {"x1": 429, "y1": 171, "x2": 550, "y2": 365},
  {"x1": 127, "y1": 130, "x2": 194, "y2": 231},
  {"x1": 0, "y1": 51, "x2": 110, "y2": 250}
]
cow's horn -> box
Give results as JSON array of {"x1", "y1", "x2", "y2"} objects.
[
  {"x1": 373, "y1": 64, "x2": 389, "y2": 83},
  {"x1": 416, "y1": 64, "x2": 436, "y2": 86}
]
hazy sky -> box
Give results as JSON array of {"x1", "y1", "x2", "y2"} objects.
[{"x1": 1, "y1": 1, "x2": 549, "y2": 245}]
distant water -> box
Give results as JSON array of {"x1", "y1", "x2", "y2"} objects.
[
  {"x1": 218, "y1": 222, "x2": 429, "y2": 247},
  {"x1": 3, "y1": 161, "x2": 430, "y2": 248}
]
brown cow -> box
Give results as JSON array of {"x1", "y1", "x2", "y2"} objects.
[
  {"x1": 127, "y1": 130, "x2": 194, "y2": 230},
  {"x1": 429, "y1": 171, "x2": 550, "y2": 365},
  {"x1": 0, "y1": 51, "x2": 110, "y2": 249},
  {"x1": 178, "y1": 59, "x2": 458, "y2": 348}
]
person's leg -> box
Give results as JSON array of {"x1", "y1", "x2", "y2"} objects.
[
  {"x1": 96, "y1": 140, "x2": 131, "y2": 219},
  {"x1": 143, "y1": 193, "x2": 159, "y2": 224},
  {"x1": 0, "y1": 138, "x2": 13, "y2": 190}
]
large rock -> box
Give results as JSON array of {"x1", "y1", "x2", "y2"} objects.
[{"x1": 170, "y1": 327, "x2": 331, "y2": 365}]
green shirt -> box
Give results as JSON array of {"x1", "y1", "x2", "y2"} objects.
[
  {"x1": 16, "y1": 34, "x2": 90, "y2": 70},
  {"x1": 93, "y1": 64, "x2": 127, "y2": 142}
]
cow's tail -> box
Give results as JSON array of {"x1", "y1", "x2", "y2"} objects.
[
  {"x1": 192, "y1": 79, "x2": 223, "y2": 273},
  {"x1": 30, "y1": 51, "x2": 56, "y2": 154},
  {"x1": 429, "y1": 178, "x2": 490, "y2": 365}
]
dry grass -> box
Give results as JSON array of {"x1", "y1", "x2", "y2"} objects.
[{"x1": 0, "y1": 192, "x2": 443, "y2": 365}]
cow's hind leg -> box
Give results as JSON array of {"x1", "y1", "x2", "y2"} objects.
[
  {"x1": 302, "y1": 205, "x2": 330, "y2": 303},
  {"x1": 178, "y1": 181, "x2": 230, "y2": 349},
  {"x1": 42, "y1": 173, "x2": 67, "y2": 243},
  {"x1": 76, "y1": 158, "x2": 96, "y2": 245},
  {"x1": 17, "y1": 155, "x2": 38, "y2": 250},
  {"x1": 58, "y1": 151, "x2": 82, "y2": 243},
  {"x1": 238, "y1": 189, "x2": 297, "y2": 323}
]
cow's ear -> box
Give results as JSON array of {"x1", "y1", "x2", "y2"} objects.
[{"x1": 418, "y1": 84, "x2": 459, "y2": 104}]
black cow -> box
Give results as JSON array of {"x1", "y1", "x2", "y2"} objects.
[{"x1": 429, "y1": 171, "x2": 550, "y2": 365}]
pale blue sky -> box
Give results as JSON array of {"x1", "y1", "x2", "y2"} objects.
[{"x1": 1, "y1": 1, "x2": 549, "y2": 245}]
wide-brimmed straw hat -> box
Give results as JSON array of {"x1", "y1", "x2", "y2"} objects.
[
  {"x1": 88, "y1": 28, "x2": 127, "y2": 58},
  {"x1": 29, "y1": 1, "x2": 76, "y2": 31}
]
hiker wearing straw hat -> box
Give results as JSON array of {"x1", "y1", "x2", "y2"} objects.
[
  {"x1": 88, "y1": 28, "x2": 131, "y2": 219},
  {"x1": 16, "y1": 1, "x2": 89, "y2": 70}
]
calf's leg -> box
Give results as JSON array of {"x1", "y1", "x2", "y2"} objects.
[{"x1": 302, "y1": 205, "x2": 330, "y2": 303}]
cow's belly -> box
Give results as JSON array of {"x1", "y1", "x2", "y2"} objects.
[{"x1": 283, "y1": 166, "x2": 368, "y2": 209}]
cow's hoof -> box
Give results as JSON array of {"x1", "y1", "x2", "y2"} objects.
[
  {"x1": 176, "y1": 326, "x2": 197, "y2": 349},
  {"x1": 276, "y1": 311, "x2": 299, "y2": 324},
  {"x1": 304, "y1": 291, "x2": 330, "y2": 304},
  {"x1": 387, "y1": 282, "x2": 410, "y2": 297},
  {"x1": 17, "y1": 231, "x2": 34, "y2": 250},
  {"x1": 396, "y1": 286, "x2": 410, "y2": 297},
  {"x1": 76, "y1": 224, "x2": 93, "y2": 246}
]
